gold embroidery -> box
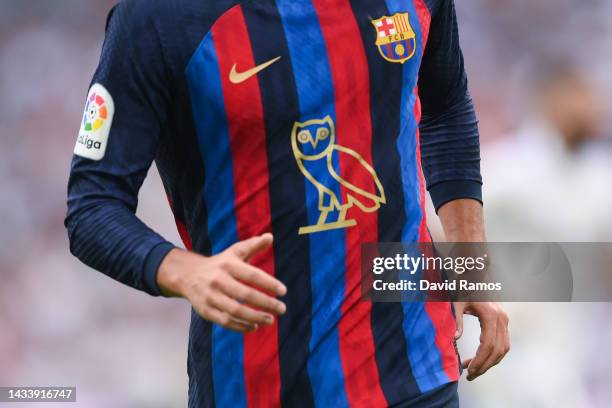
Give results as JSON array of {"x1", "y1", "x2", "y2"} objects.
[
  {"x1": 291, "y1": 116, "x2": 386, "y2": 235},
  {"x1": 229, "y1": 56, "x2": 281, "y2": 84}
]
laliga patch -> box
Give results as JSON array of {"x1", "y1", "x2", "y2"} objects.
[{"x1": 74, "y1": 83, "x2": 114, "y2": 160}]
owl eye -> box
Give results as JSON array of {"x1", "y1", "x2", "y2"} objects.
[
  {"x1": 298, "y1": 130, "x2": 310, "y2": 144},
  {"x1": 317, "y1": 128, "x2": 329, "y2": 140}
]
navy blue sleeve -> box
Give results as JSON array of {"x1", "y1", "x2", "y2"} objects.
[
  {"x1": 418, "y1": 0, "x2": 482, "y2": 212},
  {"x1": 65, "y1": 1, "x2": 175, "y2": 296}
]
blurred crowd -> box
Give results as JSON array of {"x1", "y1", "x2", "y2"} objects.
[{"x1": 1, "y1": 1, "x2": 611, "y2": 407}]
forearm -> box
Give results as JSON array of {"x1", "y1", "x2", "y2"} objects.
[
  {"x1": 420, "y1": 94, "x2": 482, "y2": 211},
  {"x1": 65, "y1": 200, "x2": 175, "y2": 296},
  {"x1": 437, "y1": 198, "x2": 485, "y2": 242}
]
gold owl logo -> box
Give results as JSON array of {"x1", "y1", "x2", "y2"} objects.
[{"x1": 291, "y1": 116, "x2": 386, "y2": 235}]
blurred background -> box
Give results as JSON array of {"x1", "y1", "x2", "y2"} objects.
[{"x1": 1, "y1": 0, "x2": 611, "y2": 407}]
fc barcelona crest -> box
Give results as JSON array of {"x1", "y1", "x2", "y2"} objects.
[{"x1": 372, "y1": 13, "x2": 416, "y2": 64}]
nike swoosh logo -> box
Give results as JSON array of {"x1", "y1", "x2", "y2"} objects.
[{"x1": 229, "y1": 56, "x2": 282, "y2": 84}]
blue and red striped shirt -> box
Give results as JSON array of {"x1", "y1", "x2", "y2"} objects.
[{"x1": 66, "y1": 0, "x2": 482, "y2": 406}]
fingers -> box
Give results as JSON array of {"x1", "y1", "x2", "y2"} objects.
[
  {"x1": 186, "y1": 234, "x2": 287, "y2": 334},
  {"x1": 208, "y1": 291, "x2": 276, "y2": 326},
  {"x1": 499, "y1": 311, "x2": 511, "y2": 363},
  {"x1": 466, "y1": 309, "x2": 497, "y2": 381},
  {"x1": 229, "y1": 233, "x2": 273, "y2": 262},
  {"x1": 220, "y1": 270, "x2": 286, "y2": 315},
  {"x1": 465, "y1": 305, "x2": 510, "y2": 381},
  {"x1": 476, "y1": 323, "x2": 505, "y2": 378},
  {"x1": 469, "y1": 311, "x2": 510, "y2": 380},
  {"x1": 229, "y1": 260, "x2": 287, "y2": 297},
  {"x1": 503, "y1": 314, "x2": 511, "y2": 357},
  {"x1": 203, "y1": 307, "x2": 258, "y2": 332},
  {"x1": 454, "y1": 302, "x2": 465, "y2": 339}
]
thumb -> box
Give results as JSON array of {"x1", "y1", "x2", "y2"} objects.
[
  {"x1": 454, "y1": 302, "x2": 464, "y2": 340},
  {"x1": 229, "y1": 233, "x2": 273, "y2": 261},
  {"x1": 461, "y1": 358, "x2": 472, "y2": 370}
]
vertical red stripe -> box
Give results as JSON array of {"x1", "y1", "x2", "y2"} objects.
[
  {"x1": 415, "y1": 89, "x2": 459, "y2": 383},
  {"x1": 425, "y1": 302, "x2": 460, "y2": 381},
  {"x1": 414, "y1": 0, "x2": 432, "y2": 46},
  {"x1": 413, "y1": 0, "x2": 432, "y2": 244},
  {"x1": 413, "y1": 94, "x2": 430, "y2": 244},
  {"x1": 212, "y1": 6, "x2": 281, "y2": 407},
  {"x1": 166, "y1": 195, "x2": 193, "y2": 250},
  {"x1": 311, "y1": 1, "x2": 387, "y2": 406},
  {"x1": 176, "y1": 221, "x2": 193, "y2": 250}
]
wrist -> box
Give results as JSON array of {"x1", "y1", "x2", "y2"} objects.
[
  {"x1": 438, "y1": 198, "x2": 486, "y2": 242},
  {"x1": 445, "y1": 226, "x2": 486, "y2": 242},
  {"x1": 157, "y1": 248, "x2": 192, "y2": 297}
]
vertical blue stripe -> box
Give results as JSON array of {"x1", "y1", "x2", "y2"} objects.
[
  {"x1": 276, "y1": 1, "x2": 350, "y2": 407},
  {"x1": 386, "y1": 0, "x2": 424, "y2": 244},
  {"x1": 185, "y1": 32, "x2": 247, "y2": 408},
  {"x1": 349, "y1": 0, "x2": 420, "y2": 402},
  {"x1": 385, "y1": 0, "x2": 451, "y2": 393}
]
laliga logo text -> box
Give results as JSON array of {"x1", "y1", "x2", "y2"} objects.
[{"x1": 76, "y1": 134, "x2": 102, "y2": 151}]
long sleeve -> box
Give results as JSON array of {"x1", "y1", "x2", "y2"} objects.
[
  {"x1": 65, "y1": 1, "x2": 175, "y2": 296},
  {"x1": 418, "y1": 0, "x2": 483, "y2": 212}
]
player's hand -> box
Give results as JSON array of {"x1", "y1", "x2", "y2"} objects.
[
  {"x1": 454, "y1": 301, "x2": 510, "y2": 381},
  {"x1": 157, "y1": 233, "x2": 287, "y2": 333}
]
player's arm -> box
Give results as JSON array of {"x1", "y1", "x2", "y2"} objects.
[
  {"x1": 417, "y1": 0, "x2": 509, "y2": 381},
  {"x1": 65, "y1": 1, "x2": 285, "y2": 333}
]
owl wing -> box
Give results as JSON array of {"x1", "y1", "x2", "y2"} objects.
[
  {"x1": 297, "y1": 157, "x2": 340, "y2": 209},
  {"x1": 328, "y1": 145, "x2": 386, "y2": 203}
]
